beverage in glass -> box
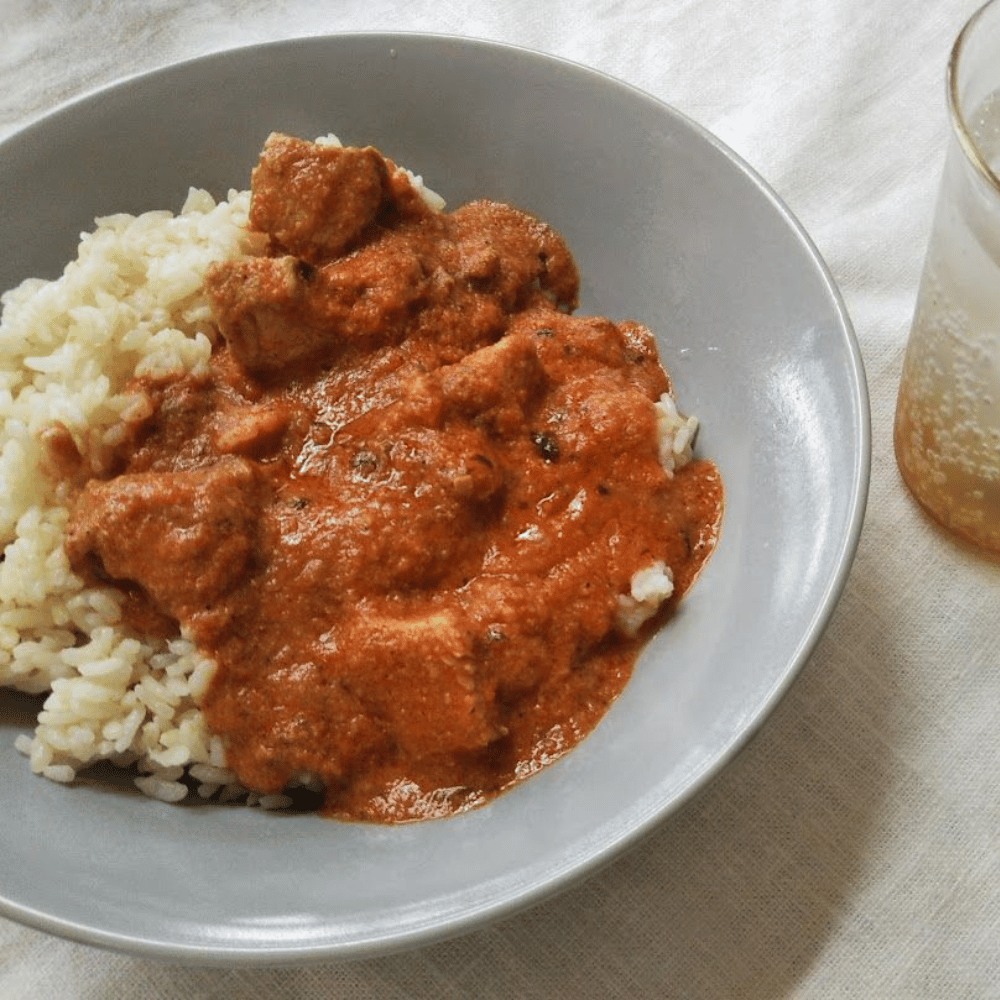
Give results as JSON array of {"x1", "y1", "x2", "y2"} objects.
[{"x1": 894, "y1": 0, "x2": 1000, "y2": 554}]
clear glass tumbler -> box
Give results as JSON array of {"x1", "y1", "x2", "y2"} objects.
[{"x1": 894, "y1": 0, "x2": 1000, "y2": 554}]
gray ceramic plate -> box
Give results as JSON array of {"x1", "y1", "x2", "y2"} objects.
[{"x1": 0, "y1": 34, "x2": 869, "y2": 963}]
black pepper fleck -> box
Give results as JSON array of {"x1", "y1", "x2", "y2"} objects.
[{"x1": 531, "y1": 431, "x2": 560, "y2": 462}]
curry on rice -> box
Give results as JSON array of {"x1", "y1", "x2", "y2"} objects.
[{"x1": 49, "y1": 134, "x2": 722, "y2": 821}]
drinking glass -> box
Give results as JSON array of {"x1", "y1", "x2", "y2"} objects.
[{"x1": 894, "y1": 0, "x2": 1000, "y2": 554}]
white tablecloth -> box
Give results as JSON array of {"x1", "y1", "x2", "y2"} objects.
[{"x1": 3, "y1": 1, "x2": 999, "y2": 996}]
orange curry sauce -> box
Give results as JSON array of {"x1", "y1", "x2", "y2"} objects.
[{"x1": 61, "y1": 135, "x2": 723, "y2": 821}]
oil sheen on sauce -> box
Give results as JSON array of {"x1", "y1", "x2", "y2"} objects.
[{"x1": 62, "y1": 134, "x2": 724, "y2": 822}]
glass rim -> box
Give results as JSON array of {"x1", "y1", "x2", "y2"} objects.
[{"x1": 948, "y1": 0, "x2": 1000, "y2": 195}]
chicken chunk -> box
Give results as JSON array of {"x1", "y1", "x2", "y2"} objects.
[
  {"x1": 249, "y1": 133, "x2": 390, "y2": 262},
  {"x1": 336, "y1": 609, "x2": 504, "y2": 756},
  {"x1": 438, "y1": 331, "x2": 548, "y2": 435},
  {"x1": 65, "y1": 457, "x2": 267, "y2": 634},
  {"x1": 204, "y1": 246, "x2": 431, "y2": 373}
]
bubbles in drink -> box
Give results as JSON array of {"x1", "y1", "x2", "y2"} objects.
[
  {"x1": 972, "y1": 90, "x2": 1000, "y2": 166},
  {"x1": 894, "y1": 90, "x2": 1000, "y2": 553}
]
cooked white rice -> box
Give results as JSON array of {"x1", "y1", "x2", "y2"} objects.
[
  {"x1": 0, "y1": 148, "x2": 696, "y2": 804},
  {"x1": 0, "y1": 185, "x2": 269, "y2": 803}
]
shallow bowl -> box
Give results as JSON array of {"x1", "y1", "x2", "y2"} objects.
[{"x1": 0, "y1": 33, "x2": 869, "y2": 963}]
